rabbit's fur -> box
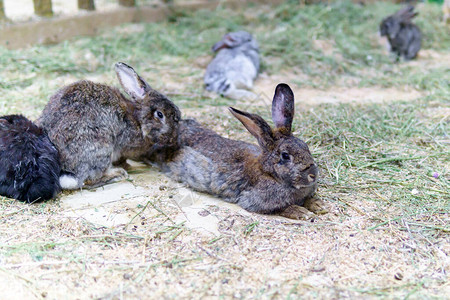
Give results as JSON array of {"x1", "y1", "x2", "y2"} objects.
[
  {"x1": 380, "y1": 5, "x2": 422, "y2": 60},
  {"x1": 154, "y1": 84, "x2": 318, "y2": 214},
  {"x1": 38, "y1": 62, "x2": 181, "y2": 190},
  {"x1": 204, "y1": 31, "x2": 260, "y2": 100},
  {"x1": 444, "y1": 0, "x2": 450, "y2": 24},
  {"x1": 0, "y1": 115, "x2": 61, "y2": 203}
]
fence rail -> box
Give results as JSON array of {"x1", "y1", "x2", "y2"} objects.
[
  {"x1": 0, "y1": 0, "x2": 288, "y2": 49},
  {"x1": 0, "y1": 0, "x2": 145, "y2": 19},
  {"x1": 0, "y1": 0, "x2": 398, "y2": 49}
]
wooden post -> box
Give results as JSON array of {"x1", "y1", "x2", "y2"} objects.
[
  {"x1": 33, "y1": 0, "x2": 53, "y2": 17},
  {"x1": 118, "y1": 0, "x2": 136, "y2": 7},
  {"x1": 0, "y1": 0, "x2": 6, "y2": 20},
  {"x1": 78, "y1": 0, "x2": 96, "y2": 11}
]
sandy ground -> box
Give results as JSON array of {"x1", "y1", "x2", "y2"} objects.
[
  {"x1": 1, "y1": 160, "x2": 448, "y2": 299},
  {"x1": 0, "y1": 71, "x2": 448, "y2": 299}
]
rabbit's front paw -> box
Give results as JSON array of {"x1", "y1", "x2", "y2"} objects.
[
  {"x1": 104, "y1": 167, "x2": 128, "y2": 183},
  {"x1": 303, "y1": 196, "x2": 328, "y2": 215},
  {"x1": 85, "y1": 167, "x2": 128, "y2": 189},
  {"x1": 279, "y1": 205, "x2": 315, "y2": 220},
  {"x1": 113, "y1": 157, "x2": 131, "y2": 170}
]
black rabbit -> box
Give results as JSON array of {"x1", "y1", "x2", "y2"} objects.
[
  {"x1": 0, "y1": 115, "x2": 61, "y2": 203},
  {"x1": 380, "y1": 5, "x2": 422, "y2": 61}
]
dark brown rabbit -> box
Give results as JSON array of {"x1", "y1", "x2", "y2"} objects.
[
  {"x1": 380, "y1": 5, "x2": 422, "y2": 61},
  {"x1": 38, "y1": 62, "x2": 181, "y2": 190},
  {"x1": 155, "y1": 84, "x2": 319, "y2": 216}
]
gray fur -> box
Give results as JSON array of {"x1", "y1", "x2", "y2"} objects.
[
  {"x1": 380, "y1": 5, "x2": 422, "y2": 61},
  {"x1": 155, "y1": 84, "x2": 318, "y2": 214},
  {"x1": 38, "y1": 62, "x2": 181, "y2": 189},
  {"x1": 204, "y1": 31, "x2": 260, "y2": 100}
]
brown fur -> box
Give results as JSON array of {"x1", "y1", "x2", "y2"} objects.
[
  {"x1": 154, "y1": 84, "x2": 318, "y2": 215},
  {"x1": 38, "y1": 62, "x2": 181, "y2": 189}
]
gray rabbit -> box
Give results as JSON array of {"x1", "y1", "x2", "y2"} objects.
[
  {"x1": 204, "y1": 31, "x2": 260, "y2": 100},
  {"x1": 38, "y1": 62, "x2": 181, "y2": 190},
  {"x1": 153, "y1": 84, "x2": 319, "y2": 217},
  {"x1": 380, "y1": 5, "x2": 422, "y2": 61}
]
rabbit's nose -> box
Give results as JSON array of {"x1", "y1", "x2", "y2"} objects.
[{"x1": 307, "y1": 174, "x2": 316, "y2": 183}]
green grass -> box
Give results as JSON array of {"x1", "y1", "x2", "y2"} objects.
[
  {"x1": 299, "y1": 101, "x2": 449, "y2": 231},
  {"x1": 1, "y1": 0, "x2": 449, "y2": 98}
]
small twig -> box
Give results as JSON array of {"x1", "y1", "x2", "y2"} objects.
[
  {"x1": 337, "y1": 198, "x2": 366, "y2": 216},
  {"x1": 77, "y1": 234, "x2": 144, "y2": 241},
  {"x1": 141, "y1": 236, "x2": 147, "y2": 264},
  {"x1": 368, "y1": 216, "x2": 402, "y2": 231},
  {"x1": 2, "y1": 260, "x2": 71, "y2": 269},
  {"x1": 358, "y1": 154, "x2": 440, "y2": 170},
  {"x1": 164, "y1": 92, "x2": 201, "y2": 98},
  {"x1": 125, "y1": 200, "x2": 152, "y2": 230},
  {"x1": 0, "y1": 267, "x2": 43, "y2": 299},
  {"x1": 372, "y1": 190, "x2": 391, "y2": 203},
  {"x1": 402, "y1": 222, "x2": 450, "y2": 233},
  {"x1": 147, "y1": 197, "x2": 176, "y2": 224},
  {"x1": 197, "y1": 244, "x2": 231, "y2": 263},
  {"x1": 1, "y1": 207, "x2": 28, "y2": 218}
]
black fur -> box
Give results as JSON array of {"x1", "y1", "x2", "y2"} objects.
[{"x1": 0, "y1": 115, "x2": 61, "y2": 203}]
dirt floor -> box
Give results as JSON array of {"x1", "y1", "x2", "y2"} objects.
[
  {"x1": 0, "y1": 4, "x2": 449, "y2": 298},
  {"x1": 1, "y1": 61, "x2": 448, "y2": 299},
  {"x1": 2, "y1": 157, "x2": 448, "y2": 299}
]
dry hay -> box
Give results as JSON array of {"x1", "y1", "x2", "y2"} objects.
[
  {"x1": 0, "y1": 33, "x2": 448, "y2": 299},
  {"x1": 0, "y1": 157, "x2": 448, "y2": 299}
]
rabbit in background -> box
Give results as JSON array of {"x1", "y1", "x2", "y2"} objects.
[
  {"x1": 153, "y1": 84, "x2": 325, "y2": 219},
  {"x1": 444, "y1": 0, "x2": 450, "y2": 24},
  {"x1": 38, "y1": 62, "x2": 181, "y2": 190},
  {"x1": 0, "y1": 115, "x2": 61, "y2": 203},
  {"x1": 204, "y1": 31, "x2": 260, "y2": 100},
  {"x1": 379, "y1": 5, "x2": 422, "y2": 61}
]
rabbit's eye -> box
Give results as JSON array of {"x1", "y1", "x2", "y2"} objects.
[
  {"x1": 281, "y1": 152, "x2": 290, "y2": 161},
  {"x1": 155, "y1": 110, "x2": 164, "y2": 119}
]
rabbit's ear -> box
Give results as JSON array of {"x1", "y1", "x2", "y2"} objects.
[
  {"x1": 272, "y1": 83, "x2": 294, "y2": 135},
  {"x1": 396, "y1": 5, "x2": 417, "y2": 22},
  {"x1": 229, "y1": 107, "x2": 274, "y2": 149},
  {"x1": 396, "y1": 5, "x2": 414, "y2": 16},
  {"x1": 115, "y1": 62, "x2": 151, "y2": 100},
  {"x1": 212, "y1": 34, "x2": 236, "y2": 52},
  {"x1": 212, "y1": 39, "x2": 229, "y2": 52},
  {"x1": 401, "y1": 12, "x2": 418, "y2": 23}
]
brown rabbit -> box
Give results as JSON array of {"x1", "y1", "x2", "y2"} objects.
[
  {"x1": 38, "y1": 62, "x2": 181, "y2": 190},
  {"x1": 154, "y1": 84, "x2": 319, "y2": 215}
]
